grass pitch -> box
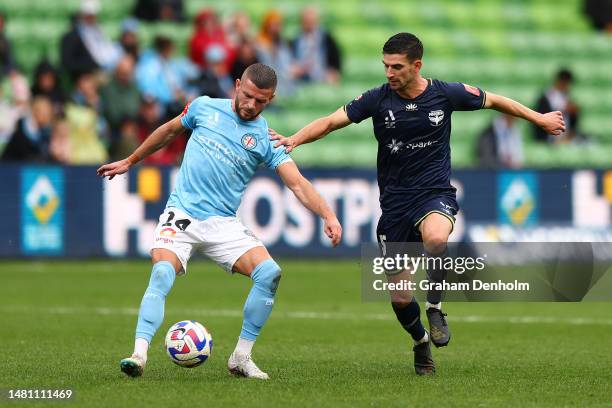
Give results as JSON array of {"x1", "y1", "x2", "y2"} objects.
[{"x1": 1, "y1": 260, "x2": 611, "y2": 407}]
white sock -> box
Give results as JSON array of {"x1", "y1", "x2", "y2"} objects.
[
  {"x1": 426, "y1": 301, "x2": 442, "y2": 310},
  {"x1": 415, "y1": 331, "x2": 429, "y2": 345},
  {"x1": 234, "y1": 337, "x2": 255, "y2": 356},
  {"x1": 133, "y1": 338, "x2": 149, "y2": 362}
]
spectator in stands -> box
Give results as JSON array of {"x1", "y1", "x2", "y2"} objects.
[
  {"x1": 189, "y1": 9, "x2": 234, "y2": 71},
  {"x1": 257, "y1": 10, "x2": 299, "y2": 96},
  {"x1": 137, "y1": 95, "x2": 186, "y2": 165},
  {"x1": 0, "y1": 68, "x2": 30, "y2": 146},
  {"x1": 70, "y1": 69, "x2": 110, "y2": 149},
  {"x1": 230, "y1": 39, "x2": 259, "y2": 81},
  {"x1": 477, "y1": 114, "x2": 524, "y2": 169},
  {"x1": 31, "y1": 60, "x2": 66, "y2": 116},
  {"x1": 534, "y1": 69, "x2": 587, "y2": 143},
  {"x1": 192, "y1": 45, "x2": 234, "y2": 99},
  {"x1": 1, "y1": 96, "x2": 54, "y2": 162},
  {"x1": 133, "y1": 0, "x2": 185, "y2": 22},
  {"x1": 584, "y1": 0, "x2": 612, "y2": 33},
  {"x1": 119, "y1": 18, "x2": 141, "y2": 61},
  {"x1": 292, "y1": 6, "x2": 342, "y2": 84},
  {"x1": 110, "y1": 116, "x2": 139, "y2": 161},
  {"x1": 135, "y1": 35, "x2": 198, "y2": 117},
  {"x1": 60, "y1": 0, "x2": 122, "y2": 80},
  {"x1": 226, "y1": 11, "x2": 253, "y2": 49},
  {"x1": 0, "y1": 11, "x2": 15, "y2": 76},
  {"x1": 48, "y1": 118, "x2": 71, "y2": 164},
  {"x1": 101, "y1": 55, "x2": 141, "y2": 141}
]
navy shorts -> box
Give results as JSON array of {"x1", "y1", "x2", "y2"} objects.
[{"x1": 376, "y1": 194, "x2": 458, "y2": 244}]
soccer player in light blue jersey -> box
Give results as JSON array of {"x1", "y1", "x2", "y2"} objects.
[{"x1": 97, "y1": 63, "x2": 342, "y2": 380}]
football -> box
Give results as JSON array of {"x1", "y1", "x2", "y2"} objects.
[{"x1": 164, "y1": 320, "x2": 213, "y2": 367}]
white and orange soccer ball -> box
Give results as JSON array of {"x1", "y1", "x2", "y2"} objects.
[{"x1": 164, "y1": 320, "x2": 213, "y2": 367}]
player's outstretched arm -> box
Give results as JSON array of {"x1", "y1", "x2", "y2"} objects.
[
  {"x1": 97, "y1": 116, "x2": 185, "y2": 179},
  {"x1": 484, "y1": 92, "x2": 566, "y2": 136},
  {"x1": 276, "y1": 161, "x2": 342, "y2": 247},
  {"x1": 270, "y1": 107, "x2": 352, "y2": 153}
]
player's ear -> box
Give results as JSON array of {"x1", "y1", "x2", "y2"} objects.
[
  {"x1": 235, "y1": 78, "x2": 241, "y2": 90},
  {"x1": 414, "y1": 59, "x2": 423, "y2": 70}
]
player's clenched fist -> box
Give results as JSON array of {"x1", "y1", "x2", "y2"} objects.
[{"x1": 538, "y1": 111, "x2": 566, "y2": 136}]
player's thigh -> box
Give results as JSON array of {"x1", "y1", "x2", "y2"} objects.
[
  {"x1": 199, "y1": 217, "x2": 269, "y2": 276},
  {"x1": 386, "y1": 268, "x2": 416, "y2": 304},
  {"x1": 232, "y1": 246, "x2": 273, "y2": 277},
  {"x1": 418, "y1": 212, "x2": 453, "y2": 253}
]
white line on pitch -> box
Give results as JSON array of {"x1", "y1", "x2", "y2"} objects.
[{"x1": 1, "y1": 305, "x2": 612, "y2": 326}]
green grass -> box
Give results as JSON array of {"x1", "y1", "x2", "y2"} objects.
[{"x1": 1, "y1": 260, "x2": 611, "y2": 407}]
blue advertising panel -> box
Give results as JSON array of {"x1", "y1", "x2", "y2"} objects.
[{"x1": 20, "y1": 167, "x2": 64, "y2": 255}]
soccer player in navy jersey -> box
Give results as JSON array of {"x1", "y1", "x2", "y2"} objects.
[{"x1": 270, "y1": 33, "x2": 565, "y2": 375}]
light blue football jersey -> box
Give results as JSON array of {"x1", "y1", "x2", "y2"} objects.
[{"x1": 167, "y1": 96, "x2": 292, "y2": 220}]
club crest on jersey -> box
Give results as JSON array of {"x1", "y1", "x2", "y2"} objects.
[
  {"x1": 428, "y1": 110, "x2": 444, "y2": 126},
  {"x1": 241, "y1": 133, "x2": 257, "y2": 150},
  {"x1": 405, "y1": 103, "x2": 418, "y2": 111}
]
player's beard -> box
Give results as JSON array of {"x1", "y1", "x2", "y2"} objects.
[{"x1": 234, "y1": 95, "x2": 259, "y2": 121}]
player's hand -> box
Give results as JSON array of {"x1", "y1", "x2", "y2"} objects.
[
  {"x1": 96, "y1": 159, "x2": 131, "y2": 180},
  {"x1": 269, "y1": 128, "x2": 297, "y2": 153},
  {"x1": 323, "y1": 216, "x2": 342, "y2": 247},
  {"x1": 539, "y1": 111, "x2": 566, "y2": 136}
]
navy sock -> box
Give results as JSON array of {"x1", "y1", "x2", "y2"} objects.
[
  {"x1": 426, "y1": 249, "x2": 449, "y2": 304},
  {"x1": 391, "y1": 298, "x2": 426, "y2": 342}
]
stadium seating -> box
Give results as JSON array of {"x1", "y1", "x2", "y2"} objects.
[{"x1": 2, "y1": 0, "x2": 611, "y2": 167}]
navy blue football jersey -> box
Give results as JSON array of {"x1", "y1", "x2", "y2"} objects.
[{"x1": 345, "y1": 79, "x2": 486, "y2": 215}]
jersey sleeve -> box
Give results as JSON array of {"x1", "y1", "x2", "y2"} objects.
[
  {"x1": 344, "y1": 87, "x2": 380, "y2": 123},
  {"x1": 443, "y1": 82, "x2": 486, "y2": 111},
  {"x1": 262, "y1": 123, "x2": 293, "y2": 169},
  {"x1": 180, "y1": 96, "x2": 208, "y2": 130}
]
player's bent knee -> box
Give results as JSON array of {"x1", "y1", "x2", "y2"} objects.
[
  {"x1": 252, "y1": 259, "x2": 282, "y2": 294},
  {"x1": 150, "y1": 261, "x2": 176, "y2": 292},
  {"x1": 423, "y1": 235, "x2": 448, "y2": 255},
  {"x1": 151, "y1": 249, "x2": 182, "y2": 274}
]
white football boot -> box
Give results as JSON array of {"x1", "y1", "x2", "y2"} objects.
[
  {"x1": 227, "y1": 352, "x2": 269, "y2": 380},
  {"x1": 120, "y1": 354, "x2": 146, "y2": 377}
]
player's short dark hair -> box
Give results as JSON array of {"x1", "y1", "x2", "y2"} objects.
[
  {"x1": 556, "y1": 68, "x2": 574, "y2": 83},
  {"x1": 383, "y1": 33, "x2": 424, "y2": 61},
  {"x1": 242, "y1": 63, "x2": 277, "y2": 90}
]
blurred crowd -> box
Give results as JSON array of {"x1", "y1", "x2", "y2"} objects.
[
  {"x1": 0, "y1": 0, "x2": 599, "y2": 168},
  {"x1": 0, "y1": 0, "x2": 342, "y2": 165}
]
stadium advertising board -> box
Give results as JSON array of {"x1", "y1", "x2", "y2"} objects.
[{"x1": 1, "y1": 165, "x2": 612, "y2": 258}]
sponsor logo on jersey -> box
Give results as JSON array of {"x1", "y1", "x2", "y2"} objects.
[
  {"x1": 160, "y1": 227, "x2": 177, "y2": 237},
  {"x1": 405, "y1": 103, "x2": 418, "y2": 111},
  {"x1": 406, "y1": 140, "x2": 437, "y2": 150},
  {"x1": 463, "y1": 83, "x2": 480, "y2": 97},
  {"x1": 241, "y1": 133, "x2": 258, "y2": 150},
  {"x1": 386, "y1": 138, "x2": 404, "y2": 154},
  {"x1": 428, "y1": 110, "x2": 444, "y2": 126}
]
